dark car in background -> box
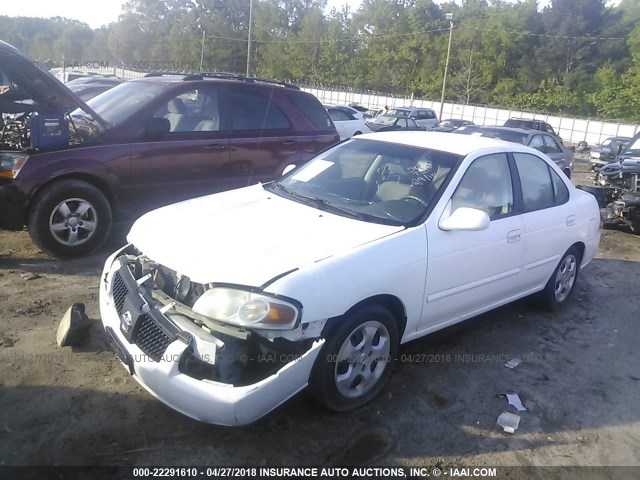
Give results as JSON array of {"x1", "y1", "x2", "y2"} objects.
[
  {"x1": 589, "y1": 136, "x2": 632, "y2": 170},
  {"x1": 67, "y1": 80, "x2": 123, "y2": 102},
  {"x1": 366, "y1": 115, "x2": 425, "y2": 132},
  {"x1": 461, "y1": 125, "x2": 573, "y2": 177},
  {"x1": 504, "y1": 117, "x2": 558, "y2": 136},
  {"x1": 0, "y1": 40, "x2": 339, "y2": 258},
  {"x1": 430, "y1": 118, "x2": 474, "y2": 132}
]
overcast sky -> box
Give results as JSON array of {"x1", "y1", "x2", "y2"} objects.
[{"x1": 2, "y1": 0, "x2": 622, "y2": 30}]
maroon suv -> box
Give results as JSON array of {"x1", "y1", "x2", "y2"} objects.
[{"x1": 0, "y1": 41, "x2": 339, "y2": 257}]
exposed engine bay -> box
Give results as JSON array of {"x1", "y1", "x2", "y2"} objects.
[
  {"x1": 110, "y1": 250, "x2": 318, "y2": 386},
  {"x1": 578, "y1": 154, "x2": 640, "y2": 232},
  {"x1": 0, "y1": 113, "x2": 30, "y2": 150}
]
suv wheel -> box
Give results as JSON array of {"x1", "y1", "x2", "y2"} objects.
[{"x1": 28, "y1": 180, "x2": 112, "y2": 258}]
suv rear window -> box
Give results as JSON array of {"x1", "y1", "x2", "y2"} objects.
[{"x1": 287, "y1": 93, "x2": 333, "y2": 129}]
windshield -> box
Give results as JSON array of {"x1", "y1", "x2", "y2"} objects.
[
  {"x1": 387, "y1": 108, "x2": 410, "y2": 117},
  {"x1": 269, "y1": 138, "x2": 462, "y2": 225},
  {"x1": 71, "y1": 81, "x2": 164, "y2": 126},
  {"x1": 622, "y1": 137, "x2": 640, "y2": 157},
  {"x1": 371, "y1": 115, "x2": 399, "y2": 126},
  {"x1": 471, "y1": 129, "x2": 527, "y2": 145}
]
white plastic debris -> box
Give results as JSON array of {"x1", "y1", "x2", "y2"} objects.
[
  {"x1": 505, "y1": 358, "x2": 521, "y2": 369},
  {"x1": 497, "y1": 412, "x2": 521, "y2": 434},
  {"x1": 505, "y1": 393, "x2": 527, "y2": 411}
]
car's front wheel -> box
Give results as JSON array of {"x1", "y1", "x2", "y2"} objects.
[
  {"x1": 309, "y1": 305, "x2": 399, "y2": 412},
  {"x1": 27, "y1": 179, "x2": 112, "y2": 258},
  {"x1": 537, "y1": 246, "x2": 580, "y2": 310}
]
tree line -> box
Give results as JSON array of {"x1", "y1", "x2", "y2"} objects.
[{"x1": 1, "y1": 0, "x2": 639, "y2": 122}]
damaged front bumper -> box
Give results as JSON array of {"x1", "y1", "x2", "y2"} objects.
[{"x1": 99, "y1": 246, "x2": 324, "y2": 426}]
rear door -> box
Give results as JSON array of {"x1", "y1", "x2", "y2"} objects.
[
  {"x1": 223, "y1": 86, "x2": 300, "y2": 186},
  {"x1": 512, "y1": 152, "x2": 575, "y2": 290}
]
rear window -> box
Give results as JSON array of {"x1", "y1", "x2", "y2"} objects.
[
  {"x1": 287, "y1": 93, "x2": 333, "y2": 129},
  {"x1": 472, "y1": 129, "x2": 527, "y2": 144}
]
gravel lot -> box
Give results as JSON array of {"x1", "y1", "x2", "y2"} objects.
[{"x1": 1, "y1": 154, "x2": 639, "y2": 471}]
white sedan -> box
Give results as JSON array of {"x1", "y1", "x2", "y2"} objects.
[
  {"x1": 99, "y1": 132, "x2": 600, "y2": 425},
  {"x1": 327, "y1": 106, "x2": 372, "y2": 140}
]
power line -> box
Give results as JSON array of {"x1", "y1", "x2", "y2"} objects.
[
  {"x1": 463, "y1": 26, "x2": 627, "y2": 41},
  {"x1": 206, "y1": 25, "x2": 627, "y2": 45}
]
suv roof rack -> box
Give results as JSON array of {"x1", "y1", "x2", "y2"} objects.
[
  {"x1": 143, "y1": 72, "x2": 190, "y2": 78},
  {"x1": 199, "y1": 72, "x2": 300, "y2": 90}
]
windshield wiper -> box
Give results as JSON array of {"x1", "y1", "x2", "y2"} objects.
[{"x1": 270, "y1": 183, "x2": 363, "y2": 220}]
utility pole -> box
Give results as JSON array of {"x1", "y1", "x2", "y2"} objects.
[
  {"x1": 439, "y1": 13, "x2": 454, "y2": 121},
  {"x1": 246, "y1": 0, "x2": 254, "y2": 77},
  {"x1": 200, "y1": 30, "x2": 205, "y2": 72}
]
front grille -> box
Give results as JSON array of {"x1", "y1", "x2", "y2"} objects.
[
  {"x1": 154, "y1": 264, "x2": 178, "y2": 294},
  {"x1": 153, "y1": 264, "x2": 205, "y2": 307},
  {"x1": 135, "y1": 315, "x2": 171, "y2": 362},
  {"x1": 112, "y1": 272, "x2": 129, "y2": 314}
]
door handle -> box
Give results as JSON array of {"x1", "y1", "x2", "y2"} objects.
[
  {"x1": 507, "y1": 230, "x2": 521, "y2": 243},
  {"x1": 282, "y1": 140, "x2": 297, "y2": 146},
  {"x1": 566, "y1": 215, "x2": 576, "y2": 226},
  {"x1": 205, "y1": 144, "x2": 228, "y2": 151}
]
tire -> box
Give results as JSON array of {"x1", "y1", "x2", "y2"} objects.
[
  {"x1": 308, "y1": 305, "x2": 399, "y2": 412},
  {"x1": 536, "y1": 246, "x2": 580, "y2": 311},
  {"x1": 563, "y1": 168, "x2": 572, "y2": 179},
  {"x1": 27, "y1": 179, "x2": 112, "y2": 258}
]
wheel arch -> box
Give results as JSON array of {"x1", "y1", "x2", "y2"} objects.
[
  {"x1": 322, "y1": 294, "x2": 408, "y2": 340},
  {"x1": 27, "y1": 173, "x2": 118, "y2": 223},
  {"x1": 570, "y1": 241, "x2": 585, "y2": 264}
]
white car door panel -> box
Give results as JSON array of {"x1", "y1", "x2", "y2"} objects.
[
  {"x1": 420, "y1": 153, "x2": 525, "y2": 330},
  {"x1": 513, "y1": 152, "x2": 576, "y2": 289}
]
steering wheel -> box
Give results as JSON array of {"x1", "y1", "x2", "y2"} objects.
[{"x1": 401, "y1": 195, "x2": 430, "y2": 207}]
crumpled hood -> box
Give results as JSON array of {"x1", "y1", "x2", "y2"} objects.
[
  {"x1": 127, "y1": 185, "x2": 404, "y2": 286},
  {"x1": 0, "y1": 40, "x2": 101, "y2": 117}
]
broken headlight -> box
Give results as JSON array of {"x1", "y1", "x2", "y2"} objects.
[
  {"x1": 0, "y1": 152, "x2": 28, "y2": 179},
  {"x1": 192, "y1": 287, "x2": 300, "y2": 330}
]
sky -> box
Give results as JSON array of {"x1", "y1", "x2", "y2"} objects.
[{"x1": 1, "y1": 0, "x2": 622, "y2": 30}]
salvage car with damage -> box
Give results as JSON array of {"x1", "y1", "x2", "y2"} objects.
[
  {"x1": 99, "y1": 131, "x2": 600, "y2": 425},
  {"x1": 581, "y1": 133, "x2": 640, "y2": 232}
]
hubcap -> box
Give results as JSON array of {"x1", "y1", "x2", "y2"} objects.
[
  {"x1": 554, "y1": 254, "x2": 577, "y2": 302},
  {"x1": 49, "y1": 198, "x2": 98, "y2": 246},
  {"x1": 334, "y1": 320, "x2": 391, "y2": 399}
]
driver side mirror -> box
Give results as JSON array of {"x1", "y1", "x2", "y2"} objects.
[
  {"x1": 144, "y1": 117, "x2": 170, "y2": 137},
  {"x1": 439, "y1": 207, "x2": 490, "y2": 231}
]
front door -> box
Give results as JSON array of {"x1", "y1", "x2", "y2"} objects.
[
  {"x1": 421, "y1": 153, "x2": 524, "y2": 330},
  {"x1": 124, "y1": 86, "x2": 230, "y2": 216}
]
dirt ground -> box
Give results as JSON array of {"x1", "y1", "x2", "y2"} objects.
[{"x1": 1, "y1": 154, "x2": 639, "y2": 471}]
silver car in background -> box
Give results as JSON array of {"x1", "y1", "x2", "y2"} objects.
[{"x1": 462, "y1": 126, "x2": 574, "y2": 178}]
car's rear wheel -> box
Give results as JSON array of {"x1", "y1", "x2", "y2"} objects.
[
  {"x1": 537, "y1": 246, "x2": 580, "y2": 311},
  {"x1": 28, "y1": 179, "x2": 112, "y2": 258},
  {"x1": 309, "y1": 305, "x2": 399, "y2": 412}
]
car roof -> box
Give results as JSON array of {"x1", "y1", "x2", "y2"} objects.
[
  {"x1": 357, "y1": 131, "x2": 536, "y2": 156},
  {"x1": 472, "y1": 125, "x2": 535, "y2": 135},
  {"x1": 128, "y1": 73, "x2": 301, "y2": 91}
]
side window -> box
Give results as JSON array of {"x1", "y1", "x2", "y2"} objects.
[
  {"x1": 228, "y1": 89, "x2": 291, "y2": 131},
  {"x1": 153, "y1": 88, "x2": 220, "y2": 133},
  {"x1": 425, "y1": 110, "x2": 436, "y2": 119},
  {"x1": 407, "y1": 118, "x2": 418, "y2": 128},
  {"x1": 543, "y1": 134, "x2": 562, "y2": 153},
  {"x1": 451, "y1": 153, "x2": 514, "y2": 220},
  {"x1": 287, "y1": 93, "x2": 332, "y2": 129},
  {"x1": 328, "y1": 109, "x2": 349, "y2": 122},
  {"x1": 398, "y1": 118, "x2": 408, "y2": 128},
  {"x1": 513, "y1": 153, "x2": 555, "y2": 211},
  {"x1": 551, "y1": 167, "x2": 570, "y2": 204},
  {"x1": 529, "y1": 135, "x2": 545, "y2": 152}
]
